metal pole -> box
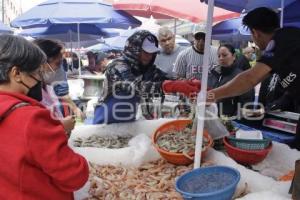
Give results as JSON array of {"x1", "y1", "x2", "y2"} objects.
[
  {"x1": 174, "y1": 18, "x2": 177, "y2": 35},
  {"x1": 77, "y1": 23, "x2": 81, "y2": 76},
  {"x1": 280, "y1": 0, "x2": 284, "y2": 28},
  {"x1": 69, "y1": 30, "x2": 74, "y2": 71},
  {"x1": 2, "y1": 0, "x2": 5, "y2": 23},
  {"x1": 194, "y1": 0, "x2": 214, "y2": 169}
]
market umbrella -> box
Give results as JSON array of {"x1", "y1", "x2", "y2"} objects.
[
  {"x1": 283, "y1": 0, "x2": 300, "y2": 26},
  {"x1": 201, "y1": 0, "x2": 297, "y2": 27},
  {"x1": 11, "y1": 0, "x2": 141, "y2": 74},
  {"x1": 212, "y1": 16, "x2": 250, "y2": 41},
  {"x1": 0, "y1": 21, "x2": 13, "y2": 34},
  {"x1": 206, "y1": 0, "x2": 297, "y2": 13},
  {"x1": 19, "y1": 25, "x2": 119, "y2": 48},
  {"x1": 212, "y1": 0, "x2": 300, "y2": 42},
  {"x1": 175, "y1": 35, "x2": 191, "y2": 47},
  {"x1": 21, "y1": 28, "x2": 100, "y2": 48},
  {"x1": 11, "y1": 0, "x2": 141, "y2": 29},
  {"x1": 105, "y1": 28, "x2": 139, "y2": 50},
  {"x1": 86, "y1": 43, "x2": 112, "y2": 52},
  {"x1": 112, "y1": 0, "x2": 239, "y2": 23}
]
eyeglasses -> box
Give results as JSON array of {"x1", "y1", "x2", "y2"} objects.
[
  {"x1": 46, "y1": 62, "x2": 55, "y2": 73},
  {"x1": 29, "y1": 69, "x2": 43, "y2": 82}
]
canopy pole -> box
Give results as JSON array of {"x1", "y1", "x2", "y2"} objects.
[
  {"x1": 77, "y1": 23, "x2": 81, "y2": 76},
  {"x1": 280, "y1": 0, "x2": 284, "y2": 28},
  {"x1": 174, "y1": 18, "x2": 177, "y2": 35},
  {"x1": 194, "y1": 0, "x2": 214, "y2": 169},
  {"x1": 69, "y1": 30, "x2": 74, "y2": 71}
]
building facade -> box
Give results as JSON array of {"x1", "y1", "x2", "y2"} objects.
[{"x1": 1, "y1": 0, "x2": 22, "y2": 24}]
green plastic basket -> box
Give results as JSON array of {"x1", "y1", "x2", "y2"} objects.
[{"x1": 227, "y1": 136, "x2": 271, "y2": 150}]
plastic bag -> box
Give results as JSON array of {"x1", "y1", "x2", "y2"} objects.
[
  {"x1": 67, "y1": 79, "x2": 84, "y2": 100},
  {"x1": 69, "y1": 119, "x2": 174, "y2": 167},
  {"x1": 70, "y1": 134, "x2": 159, "y2": 167},
  {"x1": 203, "y1": 104, "x2": 230, "y2": 140},
  {"x1": 85, "y1": 97, "x2": 98, "y2": 119}
]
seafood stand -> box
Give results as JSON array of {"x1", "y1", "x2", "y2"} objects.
[{"x1": 70, "y1": 118, "x2": 300, "y2": 200}]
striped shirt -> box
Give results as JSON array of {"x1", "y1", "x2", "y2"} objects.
[{"x1": 173, "y1": 46, "x2": 218, "y2": 80}]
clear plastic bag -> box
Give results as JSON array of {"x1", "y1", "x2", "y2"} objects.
[
  {"x1": 203, "y1": 104, "x2": 230, "y2": 140},
  {"x1": 69, "y1": 119, "x2": 174, "y2": 167}
]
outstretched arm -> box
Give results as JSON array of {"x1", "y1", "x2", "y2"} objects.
[{"x1": 207, "y1": 62, "x2": 272, "y2": 102}]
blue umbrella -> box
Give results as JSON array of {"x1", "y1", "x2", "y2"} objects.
[
  {"x1": 201, "y1": 0, "x2": 297, "y2": 27},
  {"x1": 105, "y1": 28, "x2": 138, "y2": 50},
  {"x1": 11, "y1": 0, "x2": 141, "y2": 29},
  {"x1": 175, "y1": 35, "x2": 191, "y2": 47},
  {"x1": 11, "y1": 0, "x2": 140, "y2": 75},
  {"x1": 212, "y1": 17, "x2": 250, "y2": 41},
  {"x1": 19, "y1": 26, "x2": 120, "y2": 48},
  {"x1": 212, "y1": 0, "x2": 300, "y2": 42},
  {"x1": 284, "y1": 0, "x2": 300, "y2": 26},
  {"x1": 20, "y1": 27, "x2": 104, "y2": 48},
  {"x1": 0, "y1": 21, "x2": 12, "y2": 34},
  {"x1": 86, "y1": 43, "x2": 112, "y2": 52},
  {"x1": 203, "y1": 0, "x2": 297, "y2": 13},
  {"x1": 19, "y1": 25, "x2": 119, "y2": 39}
]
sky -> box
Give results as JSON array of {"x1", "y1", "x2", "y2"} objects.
[{"x1": 21, "y1": 0, "x2": 44, "y2": 12}]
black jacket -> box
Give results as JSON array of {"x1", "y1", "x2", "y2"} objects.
[{"x1": 208, "y1": 62, "x2": 255, "y2": 117}]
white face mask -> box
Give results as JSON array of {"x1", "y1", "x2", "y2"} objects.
[{"x1": 43, "y1": 63, "x2": 57, "y2": 85}]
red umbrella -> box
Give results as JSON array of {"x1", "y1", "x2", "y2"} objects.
[{"x1": 112, "y1": 0, "x2": 239, "y2": 23}]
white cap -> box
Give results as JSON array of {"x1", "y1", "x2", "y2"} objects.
[{"x1": 142, "y1": 36, "x2": 160, "y2": 53}]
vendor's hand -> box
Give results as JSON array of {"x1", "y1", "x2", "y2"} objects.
[
  {"x1": 206, "y1": 90, "x2": 216, "y2": 106},
  {"x1": 162, "y1": 80, "x2": 201, "y2": 97},
  {"x1": 60, "y1": 115, "x2": 76, "y2": 136}
]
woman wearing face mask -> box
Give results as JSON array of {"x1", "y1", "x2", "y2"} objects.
[
  {"x1": 0, "y1": 34, "x2": 88, "y2": 199},
  {"x1": 208, "y1": 44, "x2": 255, "y2": 117},
  {"x1": 34, "y1": 39, "x2": 84, "y2": 133}
]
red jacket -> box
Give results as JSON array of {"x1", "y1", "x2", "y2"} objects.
[{"x1": 0, "y1": 91, "x2": 89, "y2": 200}]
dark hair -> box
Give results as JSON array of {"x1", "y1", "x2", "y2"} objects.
[
  {"x1": 0, "y1": 34, "x2": 46, "y2": 83},
  {"x1": 33, "y1": 39, "x2": 63, "y2": 60},
  {"x1": 243, "y1": 7, "x2": 279, "y2": 33},
  {"x1": 218, "y1": 43, "x2": 235, "y2": 55},
  {"x1": 194, "y1": 32, "x2": 206, "y2": 40}
]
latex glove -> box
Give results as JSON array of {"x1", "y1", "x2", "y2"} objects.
[
  {"x1": 162, "y1": 80, "x2": 201, "y2": 97},
  {"x1": 189, "y1": 79, "x2": 201, "y2": 91}
]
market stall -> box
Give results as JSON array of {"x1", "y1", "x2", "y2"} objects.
[{"x1": 69, "y1": 119, "x2": 299, "y2": 199}]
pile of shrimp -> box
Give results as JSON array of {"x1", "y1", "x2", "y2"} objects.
[
  {"x1": 156, "y1": 128, "x2": 209, "y2": 154},
  {"x1": 88, "y1": 159, "x2": 194, "y2": 200},
  {"x1": 73, "y1": 135, "x2": 132, "y2": 148}
]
